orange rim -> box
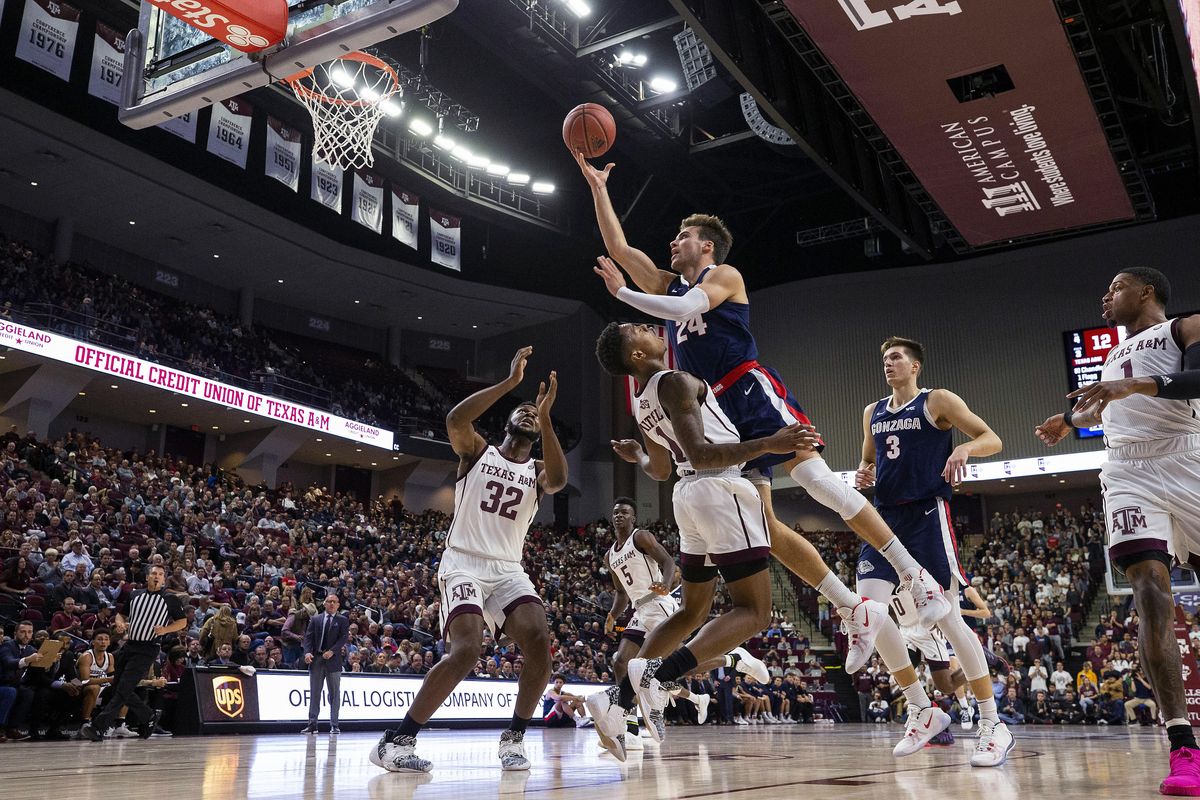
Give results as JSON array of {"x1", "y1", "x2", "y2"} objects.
[{"x1": 284, "y1": 51, "x2": 400, "y2": 109}]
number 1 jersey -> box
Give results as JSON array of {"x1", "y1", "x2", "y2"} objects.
[
  {"x1": 445, "y1": 445, "x2": 540, "y2": 563},
  {"x1": 634, "y1": 369, "x2": 742, "y2": 476}
]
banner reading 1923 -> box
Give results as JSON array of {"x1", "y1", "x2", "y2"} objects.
[
  {"x1": 429, "y1": 209, "x2": 461, "y2": 271},
  {"x1": 15, "y1": 0, "x2": 80, "y2": 80},
  {"x1": 86, "y1": 20, "x2": 125, "y2": 105}
]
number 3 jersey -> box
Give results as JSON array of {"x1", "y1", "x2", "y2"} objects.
[
  {"x1": 634, "y1": 369, "x2": 742, "y2": 476},
  {"x1": 445, "y1": 445, "x2": 540, "y2": 563},
  {"x1": 870, "y1": 389, "x2": 952, "y2": 507},
  {"x1": 1099, "y1": 318, "x2": 1200, "y2": 450}
]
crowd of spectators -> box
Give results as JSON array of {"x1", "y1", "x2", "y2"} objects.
[
  {"x1": 0, "y1": 237, "x2": 576, "y2": 448},
  {"x1": 0, "y1": 428, "x2": 815, "y2": 740}
]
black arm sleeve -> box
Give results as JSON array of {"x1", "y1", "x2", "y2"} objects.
[{"x1": 1152, "y1": 343, "x2": 1200, "y2": 400}]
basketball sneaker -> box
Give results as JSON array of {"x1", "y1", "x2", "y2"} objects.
[
  {"x1": 900, "y1": 569, "x2": 951, "y2": 627},
  {"x1": 1161, "y1": 746, "x2": 1200, "y2": 796},
  {"x1": 111, "y1": 723, "x2": 138, "y2": 739},
  {"x1": 730, "y1": 646, "x2": 770, "y2": 684},
  {"x1": 371, "y1": 734, "x2": 432, "y2": 773},
  {"x1": 692, "y1": 692, "x2": 711, "y2": 725},
  {"x1": 368, "y1": 729, "x2": 398, "y2": 771},
  {"x1": 970, "y1": 719, "x2": 1015, "y2": 767},
  {"x1": 983, "y1": 645, "x2": 1011, "y2": 677},
  {"x1": 625, "y1": 731, "x2": 644, "y2": 750},
  {"x1": 838, "y1": 598, "x2": 889, "y2": 674},
  {"x1": 498, "y1": 730, "x2": 530, "y2": 771},
  {"x1": 585, "y1": 685, "x2": 628, "y2": 762},
  {"x1": 928, "y1": 727, "x2": 955, "y2": 746},
  {"x1": 960, "y1": 704, "x2": 974, "y2": 731},
  {"x1": 893, "y1": 706, "x2": 953, "y2": 757},
  {"x1": 628, "y1": 657, "x2": 671, "y2": 743}
]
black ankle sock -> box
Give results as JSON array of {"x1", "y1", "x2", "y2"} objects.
[
  {"x1": 618, "y1": 677, "x2": 637, "y2": 710},
  {"x1": 397, "y1": 716, "x2": 423, "y2": 738},
  {"x1": 726, "y1": 651, "x2": 743, "y2": 669},
  {"x1": 1169, "y1": 723, "x2": 1198, "y2": 751},
  {"x1": 656, "y1": 647, "x2": 699, "y2": 684},
  {"x1": 509, "y1": 714, "x2": 530, "y2": 733}
]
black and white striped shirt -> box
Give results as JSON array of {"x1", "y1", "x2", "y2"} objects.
[{"x1": 125, "y1": 588, "x2": 185, "y2": 643}]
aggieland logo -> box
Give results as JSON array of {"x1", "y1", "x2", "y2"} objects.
[{"x1": 212, "y1": 675, "x2": 245, "y2": 719}]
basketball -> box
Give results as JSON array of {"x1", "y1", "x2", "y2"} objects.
[{"x1": 563, "y1": 103, "x2": 616, "y2": 159}]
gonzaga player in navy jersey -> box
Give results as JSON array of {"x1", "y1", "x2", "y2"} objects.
[
  {"x1": 578, "y1": 153, "x2": 952, "y2": 684},
  {"x1": 1036, "y1": 268, "x2": 1200, "y2": 796},
  {"x1": 855, "y1": 336, "x2": 1013, "y2": 766}
]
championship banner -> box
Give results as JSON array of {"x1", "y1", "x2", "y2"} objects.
[
  {"x1": 429, "y1": 208, "x2": 461, "y2": 271},
  {"x1": 390, "y1": 187, "x2": 419, "y2": 249},
  {"x1": 624, "y1": 324, "x2": 674, "y2": 415},
  {"x1": 0, "y1": 320, "x2": 394, "y2": 450},
  {"x1": 351, "y1": 169, "x2": 384, "y2": 233},
  {"x1": 15, "y1": 0, "x2": 80, "y2": 81},
  {"x1": 206, "y1": 96, "x2": 252, "y2": 169},
  {"x1": 158, "y1": 111, "x2": 197, "y2": 143},
  {"x1": 1174, "y1": 606, "x2": 1200, "y2": 725},
  {"x1": 264, "y1": 116, "x2": 301, "y2": 192},
  {"x1": 311, "y1": 160, "x2": 343, "y2": 213},
  {"x1": 86, "y1": 20, "x2": 124, "y2": 105}
]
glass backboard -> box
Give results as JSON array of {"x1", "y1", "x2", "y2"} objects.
[{"x1": 120, "y1": 0, "x2": 457, "y2": 129}]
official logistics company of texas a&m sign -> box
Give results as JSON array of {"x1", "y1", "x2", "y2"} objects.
[
  {"x1": 212, "y1": 675, "x2": 246, "y2": 719},
  {"x1": 0, "y1": 321, "x2": 394, "y2": 450},
  {"x1": 786, "y1": 0, "x2": 1135, "y2": 245}
]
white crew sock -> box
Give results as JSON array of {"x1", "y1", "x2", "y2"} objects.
[
  {"x1": 878, "y1": 536, "x2": 920, "y2": 578},
  {"x1": 817, "y1": 570, "x2": 861, "y2": 609}
]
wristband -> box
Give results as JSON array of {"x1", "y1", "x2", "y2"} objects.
[{"x1": 1063, "y1": 407, "x2": 1075, "y2": 428}]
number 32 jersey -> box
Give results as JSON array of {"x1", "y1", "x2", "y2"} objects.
[{"x1": 445, "y1": 445, "x2": 540, "y2": 563}]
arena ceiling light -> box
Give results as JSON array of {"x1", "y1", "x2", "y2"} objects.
[
  {"x1": 466, "y1": 153, "x2": 490, "y2": 169},
  {"x1": 450, "y1": 144, "x2": 472, "y2": 161},
  {"x1": 507, "y1": 172, "x2": 531, "y2": 185},
  {"x1": 531, "y1": 181, "x2": 555, "y2": 194},
  {"x1": 618, "y1": 51, "x2": 648, "y2": 67},
  {"x1": 407, "y1": 118, "x2": 433, "y2": 137},
  {"x1": 648, "y1": 76, "x2": 678, "y2": 93},
  {"x1": 433, "y1": 134, "x2": 455, "y2": 150},
  {"x1": 560, "y1": 0, "x2": 591, "y2": 18},
  {"x1": 486, "y1": 163, "x2": 510, "y2": 176},
  {"x1": 359, "y1": 86, "x2": 381, "y2": 103},
  {"x1": 330, "y1": 67, "x2": 355, "y2": 88},
  {"x1": 380, "y1": 98, "x2": 402, "y2": 117}
]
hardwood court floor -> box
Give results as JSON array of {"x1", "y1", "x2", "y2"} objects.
[{"x1": 0, "y1": 723, "x2": 1174, "y2": 799}]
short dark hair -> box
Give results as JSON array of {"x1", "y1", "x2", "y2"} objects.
[
  {"x1": 880, "y1": 336, "x2": 925, "y2": 366},
  {"x1": 595, "y1": 322, "x2": 631, "y2": 376},
  {"x1": 92, "y1": 627, "x2": 110, "y2": 638},
  {"x1": 613, "y1": 496, "x2": 637, "y2": 516},
  {"x1": 1120, "y1": 267, "x2": 1171, "y2": 307},
  {"x1": 551, "y1": 673, "x2": 566, "y2": 682},
  {"x1": 681, "y1": 214, "x2": 733, "y2": 264}
]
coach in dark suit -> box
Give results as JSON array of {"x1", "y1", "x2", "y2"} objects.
[
  {"x1": 302, "y1": 594, "x2": 349, "y2": 734},
  {"x1": 711, "y1": 666, "x2": 735, "y2": 725},
  {"x1": 0, "y1": 620, "x2": 39, "y2": 739}
]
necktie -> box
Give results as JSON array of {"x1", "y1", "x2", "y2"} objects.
[{"x1": 320, "y1": 615, "x2": 329, "y2": 651}]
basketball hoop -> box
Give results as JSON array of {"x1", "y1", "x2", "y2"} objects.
[{"x1": 284, "y1": 51, "x2": 401, "y2": 170}]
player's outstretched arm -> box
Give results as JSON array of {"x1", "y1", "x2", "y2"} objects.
[
  {"x1": 1035, "y1": 406, "x2": 1099, "y2": 447},
  {"x1": 657, "y1": 372, "x2": 821, "y2": 470},
  {"x1": 633, "y1": 529, "x2": 678, "y2": 595},
  {"x1": 611, "y1": 435, "x2": 672, "y2": 481},
  {"x1": 575, "y1": 151, "x2": 674, "y2": 295},
  {"x1": 1068, "y1": 316, "x2": 1200, "y2": 414},
  {"x1": 928, "y1": 390, "x2": 1002, "y2": 485},
  {"x1": 856, "y1": 403, "x2": 877, "y2": 490},
  {"x1": 961, "y1": 585, "x2": 993, "y2": 620},
  {"x1": 446, "y1": 346, "x2": 530, "y2": 460},
  {"x1": 535, "y1": 371, "x2": 568, "y2": 494}
]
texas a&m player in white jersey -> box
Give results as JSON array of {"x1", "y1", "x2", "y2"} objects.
[
  {"x1": 1036, "y1": 268, "x2": 1200, "y2": 796},
  {"x1": 371, "y1": 346, "x2": 566, "y2": 774},
  {"x1": 604, "y1": 497, "x2": 769, "y2": 746},
  {"x1": 585, "y1": 322, "x2": 815, "y2": 759}
]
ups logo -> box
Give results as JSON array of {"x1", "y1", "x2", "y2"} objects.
[{"x1": 212, "y1": 675, "x2": 245, "y2": 719}]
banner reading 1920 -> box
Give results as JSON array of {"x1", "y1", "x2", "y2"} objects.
[
  {"x1": 15, "y1": 0, "x2": 80, "y2": 80},
  {"x1": 429, "y1": 209, "x2": 461, "y2": 271}
]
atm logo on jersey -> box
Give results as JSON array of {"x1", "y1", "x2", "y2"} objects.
[
  {"x1": 212, "y1": 675, "x2": 246, "y2": 719},
  {"x1": 148, "y1": 0, "x2": 288, "y2": 53},
  {"x1": 1111, "y1": 506, "x2": 1148, "y2": 537}
]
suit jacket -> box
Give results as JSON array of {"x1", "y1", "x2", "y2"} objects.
[
  {"x1": 303, "y1": 612, "x2": 349, "y2": 671},
  {"x1": 0, "y1": 639, "x2": 36, "y2": 686}
]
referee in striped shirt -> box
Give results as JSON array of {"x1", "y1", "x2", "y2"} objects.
[{"x1": 82, "y1": 564, "x2": 186, "y2": 740}]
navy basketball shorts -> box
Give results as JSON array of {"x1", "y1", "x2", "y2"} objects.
[
  {"x1": 716, "y1": 364, "x2": 821, "y2": 476},
  {"x1": 855, "y1": 497, "x2": 967, "y2": 591}
]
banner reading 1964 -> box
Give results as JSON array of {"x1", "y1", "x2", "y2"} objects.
[
  {"x1": 206, "y1": 97, "x2": 253, "y2": 169},
  {"x1": 86, "y1": 21, "x2": 125, "y2": 105},
  {"x1": 391, "y1": 187, "x2": 419, "y2": 249},
  {"x1": 15, "y1": 0, "x2": 80, "y2": 81},
  {"x1": 429, "y1": 209, "x2": 461, "y2": 271},
  {"x1": 352, "y1": 169, "x2": 384, "y2": 233},
  {"x1": 265, "y1": 116, "x2": 301, "y2": 192}
]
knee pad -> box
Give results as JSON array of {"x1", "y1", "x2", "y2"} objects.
[{"x1": 790, "y1": 458, "x2": 867, "y2": 520}]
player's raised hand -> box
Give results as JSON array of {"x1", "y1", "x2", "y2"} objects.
[
  {"x1": 1067, "y1": 377, "x2": 1150, "y2": 416},
  {"x1": 764, "y1": 423, "x2": 823, "y2": 454},
  {"x1": 854, "y1": 462, "x2": 876, "y2": 489},
  {"x1": 611, "y1": 439, "x2": 645, "y2": 463},
  {"x1": 604, "y1": 612, "x2": 616, "y2": 634},
  {"x1": 574, "y1": 150, "x2": 615, "y2": 190},
  {"x1": 508, "y1": 346, "x2": 532, "y2": 385},
  {"x1": 1035, "y1": 413, "x2": 1071, "y2": 447},
  {"x1": 536, "y1": 371, "x2": 558, "y2": 421},
  {"x1": 593, "y1": 255, "x2": 627, "y2": 297},
  {"x1": 942, "y1": 444, "x2": 971, "y2": 486}
]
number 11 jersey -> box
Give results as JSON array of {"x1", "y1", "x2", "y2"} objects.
[
  {"x1": 634, "y1": 369, "x2": 743, "y2": 476},
  {"x1": 445, "y1": 445, "x2": 540, "y2": 563}
]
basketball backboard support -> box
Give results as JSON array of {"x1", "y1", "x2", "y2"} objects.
[
  {"x1": 1105, "y1": 546, "x2": 1200, "y2": 596},
  {"x1": 119, "y1": 0, "x2": 457, "y2": 129}
]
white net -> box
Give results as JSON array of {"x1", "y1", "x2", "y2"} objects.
[{"x1": 285, "y1": 52, "x2": 400, "y2": 170}]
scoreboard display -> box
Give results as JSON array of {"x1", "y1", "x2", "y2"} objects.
[{"x1": 1063, "y1": 325, "x2": 1126, "y2": 439}]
